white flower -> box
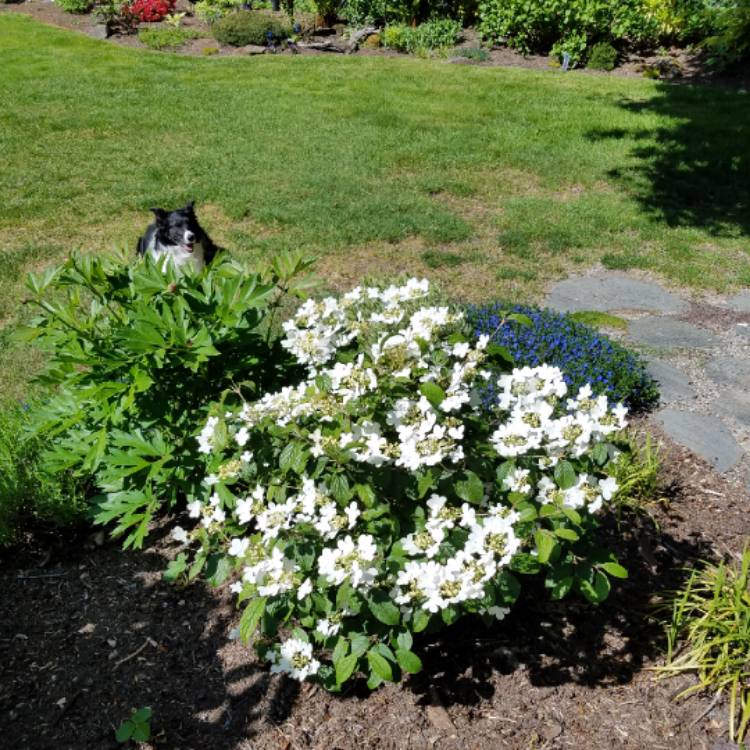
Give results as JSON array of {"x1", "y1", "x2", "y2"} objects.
[
  {"x1": 315, "y1": 618, "x2": 341, "y2": 638},
  {"x1": 268, "y1": 637, "x2": 320, "y2": 681},
  {"x1": 197, "y1": 416, "x2": 219, "y2": 454},
  {"x1": 235, "y1": 426, "x2": 250, "y2": 447},
  {"x1": 318, "y1": 534, "x2": 378, "y2": 590},
  {"x1": 599, "y1": 476, "x2": 619, "y2": 500},
  {"x1": 171, "y1": 526, "x2": 189, "y2": 545},
  {"x1": 187, "y1": 500, "x2": 202, "y2": 518},
  {"x1": 297, "y1": 578, "x2": 312, "y2": 600},
  {"x1": 228, "y1": 537, "x2": 250, "y2": 557}
]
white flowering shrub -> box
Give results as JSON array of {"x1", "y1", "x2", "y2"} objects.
[{"x1": 172, "y1": 278, "x2": 629, "y2": 690}]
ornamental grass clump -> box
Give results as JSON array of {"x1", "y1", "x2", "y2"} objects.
[
  {"x1": 467, "y1": 303, "x2": 659, "y2": 412},
  {"x1": 174, "y1": 278, "x2": 630, "y2": 691},
  {"x1": 658, "y1": 548, "x2": 750, "y2": 743}
]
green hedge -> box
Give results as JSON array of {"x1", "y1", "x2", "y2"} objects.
[{"x1": 212, "y1": 11, "x2": 290, "y2": 47}]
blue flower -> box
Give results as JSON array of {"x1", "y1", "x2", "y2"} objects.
[{"x1": 466, "y1": 303, "x2": 659, "y2": 412}]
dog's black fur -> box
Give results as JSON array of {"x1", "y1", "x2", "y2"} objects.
[{"x1": 136, "y1": 201, "x2": 218, "y2": 271}]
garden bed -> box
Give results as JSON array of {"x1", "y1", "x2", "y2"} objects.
[
  {"x1": 2, "y1": 0, "x2": 749, "y2": 87},
  {"x1": 2, "y1": 426, "x2": 748, "y2": 749}
]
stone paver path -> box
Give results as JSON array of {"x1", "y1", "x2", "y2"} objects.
[{"x1": 546, "y1": 271, "x2": 750, "y2": 485}]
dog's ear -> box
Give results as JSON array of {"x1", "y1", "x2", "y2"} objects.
[
  {"x1": 150, "y1": 207, "x2": 168, "y2": 223},
  {"x1": 184, "y1": 200, "x2": 196, "y2": 213}
]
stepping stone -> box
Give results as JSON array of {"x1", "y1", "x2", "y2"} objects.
[
  {"x1": 627, "y1": 317, "x2": 719, "y2": 350},
  {"x1": 727, "y1": 290, "x2": 750, "y2": 312},
  {"x1": 654, "y1": 409, "x2": 743, "y2": 472},
  {"x1": 704, "y1": 356, "x2": 750, "y2": 388},
  {"x1": 646, "y1": 359, "x2": 695, "y2": 404},
  {"x1": 714, "y1": 392, "x2": 750, "y2": 430},
  {"x1": 733, "y1": 322, "x2": 750, "y2": 341},
  {"x1": 547, "y1": 275, "x2": 687, "y2": 314}
]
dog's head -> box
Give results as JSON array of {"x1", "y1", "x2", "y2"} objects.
[{"x1": 150, "y1": 201, "x2": 201, "y2": 254}]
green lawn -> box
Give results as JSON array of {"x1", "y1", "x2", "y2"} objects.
[{"x1": 1, "y1": 13, "x2": 750, "y2": 403}]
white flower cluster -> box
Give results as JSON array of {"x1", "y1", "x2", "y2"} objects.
[
  {"x1": 393, "y1": 494, "x2": 521, "y2": 614},
  {"x1": 184, "y1": 279, "x2": 629, "y2": 684},
  {"x1": 491, "y1": 369, "x2": 627, "y2": 460}
]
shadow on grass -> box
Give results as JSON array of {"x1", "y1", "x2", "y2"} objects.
[{"x1": 587, "y1": 83, "x2": 750, "y2": 239}]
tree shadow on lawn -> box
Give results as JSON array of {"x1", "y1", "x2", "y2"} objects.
[
  {"x1": 406, "y1": 509, "x2": 713, "y2": 708},
  {"x1": 587, "y1": 83, "x2": 750, "y2": 239}
]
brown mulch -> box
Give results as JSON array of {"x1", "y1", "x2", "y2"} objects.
[{"x1": 1, "y1": 428, "x2": 749, "y2": 750}]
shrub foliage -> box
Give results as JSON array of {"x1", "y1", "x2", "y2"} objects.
[
  {"x1": 212, "y1": 12, "x2": 290, "y2": 46},
  {"x1": 22, "y1": 251, "x2": 312, "y2": 549},
  {"x1": 172, "y1": 278, "x2": 630, "y2": 690}
]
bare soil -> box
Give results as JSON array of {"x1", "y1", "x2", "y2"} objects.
[
  {"x1": 3, "y1": 0, "x2": 750, "y2": 88},
  {"x1": 2, "y1": 427, "x2": 749, "y2": 750}
]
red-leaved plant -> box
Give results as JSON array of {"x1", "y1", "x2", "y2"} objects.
[{"x1": 125, "y1": 0, "x2": 175, "y2": 23}]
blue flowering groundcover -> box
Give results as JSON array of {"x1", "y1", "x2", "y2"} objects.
[{"x1": 466, "y1": 303, "x2": 660, "y2": 412}]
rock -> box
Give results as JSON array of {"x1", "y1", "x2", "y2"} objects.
[
  {"x1": 627, "y1": 317, "x2": 719, "y2": 350},
  {"x1": 646, "y1": 359, "x2": 695, "y2": 404},
  {"x1": 238, "y1": 45, "x2": 266, "y2": 55},
  {"x1": 705, "y1": 356, "x2": 750, "y2": 388},
  {"x1": 89, "y1": 24, "x2": 110, "y2": 40},
  {"x1": 727, "y1": 291, "x2": 750, "y2": 312},
  {"x1": 733, "y1": 322, "x2": 750, "y2": 340},
  {"x1": 547, "y1": 274, "x2": 687, "y2": 314},
  {"x1": 654, "y1": 409, "x2": 743, "y2": 472}
]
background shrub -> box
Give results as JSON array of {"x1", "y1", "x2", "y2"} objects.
[
  {"x1": 55, "y1": 0, "x2": 92, "y2": 13},
  {"x1": 212, "y1": 11, "x2": 290, "y2": 46},
  {"x1": 466, "y1": 302, "x2": 659, "y2": 412},
  {"x1": 587, "y1": 40, "x2": 619, "y2": 69},
  {"x1": 0, "y1": 403, "x2": 86, "y2": 547},
  {"x1": 23, "y1": 251, "x2": 311, "y2": 548},
  {"x1": 382, "y1": 19, "x2": 461, "y2": 53},
  {"x1": 193, "y1": 0, "x2": 242, "y2": 22},
  {"x1": 138, "y1": 27, "x2": 202, "y2": 49},
  {"x1": 477, "y1": 0, "x2": 657, "y2": 58},
  {"x1": 703, "y1": 0, "x2": 750, "y2": 69},
  {"x1": 126, "y1": 0, "x2": 175, "y2": 23}
]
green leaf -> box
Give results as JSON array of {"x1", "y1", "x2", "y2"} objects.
[
  {"x1": 510, "y1": 553, "x2": 541, "y2": 575},
  {"x1": 206, "y1": 554, "x2": 233, "y2": 587},
  {"x1": 551, "y1": 575, "x2": 574, "y2": 600},
  {"x1": 350, "y1": 632, "x2": 370, "y2": 657},
  {"x1": 506, "y1": 312, "x2": 532, "y2": 327},
  {"x1": 163, "y1": 553, "x2": 187, "y2": 583},
  {"x1": 368, "y1": 592, "x2": 400, "y2": 626},
  {"x1": 592, "y1": 442, "x2": 609, "y2": 466},
  {"x1": 534, "y1": 530, "x2": 557, "y2": 564},
  {"x1": 366, "y1": 670, "x2": 383, "y2": 690},
  {"x1": 441, "y1": 605, "x2": 459, "y2": 625},
  {"x1": 131, "y1": 723, "x2": 151, "y2": 743},
  {"x1": 354, "y1": 483, "x2": 376, "y2": 507},
  {"x1": 335, "y1": 654, "x2": 358, "y2": 685},
  {"x1": 131, "y1": 707, "x2": 152, "y2": 723},
  {"x1": 554, "y1": 527, "x2": 580, "y2": 542},
  {"x1": 329, "y1": 474, "x2": 351, "y2": 503},
  {"x1": 239, "y1": 597, "x2": 267, "y2": 641},
  {"x1": 417, "y1": 469, "x2": 435, "y2": 499},
  {"x1": 412, "y1": 609, "x2": 431, "y2": 632},
  {"x1": 396, "y1": 631, "x2": 413, "y2": 652},
  {"x1": 601, "y1": 562, "x2": 628, "y2": 579},
  {"x1": 115, "y1": 720, "x2": 134, "y2": 743},
  {"x1": 554, "y1": 460, "x2": 577, "y2": 490},
  {"x1": 579, "y1": 571, "x2": 611, "y2": 604},
  {"x1": 367, "y1": 650, "x2": 393, "y2": 682},
  {"x1": 454, "y1": 470, "x2": 484, "y2": 504},
  {"x1": 395, "y1": 649, "x2": 423, "y2": 674},
  {"x1": 332, "y1": 637, "x2": 349, "y2": 665},
  {"x1": 419, "y1": 381, "x2": 446, "y2": 408}
]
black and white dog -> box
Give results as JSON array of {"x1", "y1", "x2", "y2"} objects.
[{"x1": 136, "y1": 201, "x2": 218, "y2": 272}]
